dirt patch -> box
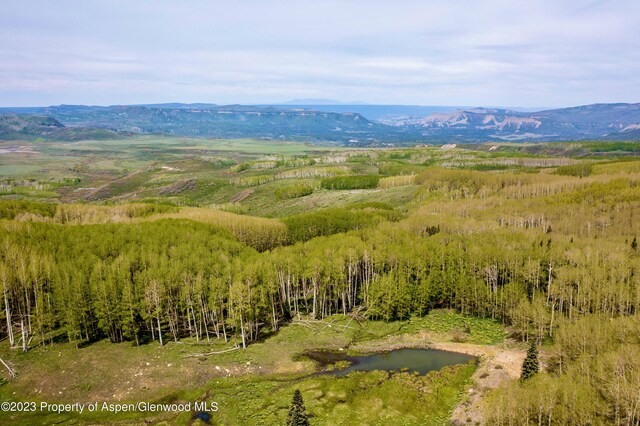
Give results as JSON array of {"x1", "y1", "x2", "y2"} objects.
[
  {"x1": 229, "y1": 188, "x2": 254, "y2": 203},
  {"x1": 439, "y1": 341, "x2": 525, "y2": 426},
  {"x1": 83, "y1": 169, "x2": 146, "y2": 201},
  {"x1": 158, "y1": 179, "x2": 196, "y2": 195},
  {"x1": 83, "y1": 184, "x2": 115, "y2": 201}
]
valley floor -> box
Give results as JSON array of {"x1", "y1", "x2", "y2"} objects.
[{"x1": 0, "y1": 311, "x2": 517, "y2": 425}]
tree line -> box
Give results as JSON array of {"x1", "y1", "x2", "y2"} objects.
[{"x1": 1, "y1": 214, "x2": 637, "y2": 353}]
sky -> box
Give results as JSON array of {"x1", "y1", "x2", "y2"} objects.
[{"x1": 1, "y1": 0, "x2": 639, "y2": 108}]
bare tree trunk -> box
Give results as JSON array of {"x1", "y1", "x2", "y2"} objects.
[
  {"x1": 549, "y1": 301, "x2": 556, "y2": 337},
  {"x1": 312, "y1": 280, "x2": 317, "y2": 319},
  {"x1": 201, "y1": 299, "x2": 211, "y2": 341},
  {"x1": 271, "y1": 301, "x2": 278, "y2": 331},
  {"x1": 546, "y1": 262, "x2": 554, "y2": 305},
  {"x1": 239, "y1": 315, "x2": 246, "y2": 349},
  {"x1": 4, "y1": 289, "x2": 14, "y2": 347},
  {"x1": 168, "y1": 310, "x2": 178, "y2": 343},
  {"x1": 220, "y1": 309, "x2": 228, "y2": 343},
  {"x1": 156, "y1": 314, "x2": 163, "y2": 346},
  {"x1": 20, "y1": 318, "x2": 27, "y2": 352},
  {"x1": 212, "y1": 309, "x2": 220, "y2": 339},
  {"x1": 186, "y1": 305, "x2": 193, "y2": 338},
  {"x1": 190, "y1": 306, "x2": 198, "y2": 341}
]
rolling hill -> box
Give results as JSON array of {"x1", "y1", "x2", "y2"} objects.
[{"x1": 0, "y1": 114, "x2": 124, "y2": 141}]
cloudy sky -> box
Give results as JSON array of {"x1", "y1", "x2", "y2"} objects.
[{"x1": 1, "y1": 0, "x2": 638, "y2": 107}]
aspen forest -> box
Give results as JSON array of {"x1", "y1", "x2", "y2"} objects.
[
  {"x1": 1, "y1": 142, "x2": 640, "y2": 425},
  {"x1": 5, "y1": 0, "x2": 640, "y2": 423}
]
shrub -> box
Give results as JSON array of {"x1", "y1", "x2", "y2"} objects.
[
  {"x1": 451, "y1": 327, "x2": 469, "y2": 343},
  {"x1": 275, "y1": 184, "x2": 314, "y2": 200},
  {"x1": 283, "y1": 206, "x2": 401, "y2": 242},
  {"x1": 0, "y1": 200, "x2": 57, "y2": 219},
  {"x1": 320, "y1": 175, "x2": 380, "y2": 190},
  {"x1": 555, "y1": 163, "x2": 593, "y2": 177}
]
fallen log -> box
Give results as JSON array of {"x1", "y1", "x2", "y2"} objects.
[
  {"x1": 0, "y1": 356, "x2": 16, "y2": 378},
  {"x1": 182, "y1": 344, "x2": 241, "y2": 358}
]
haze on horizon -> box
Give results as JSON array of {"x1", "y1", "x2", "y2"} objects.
[{"x1": 1, "y1": 0, "x2": 639, "y2": 108}]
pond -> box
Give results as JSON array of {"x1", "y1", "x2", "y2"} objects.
[{"x1": 305, "y1": 348, "x2": 475, "y2": 377}]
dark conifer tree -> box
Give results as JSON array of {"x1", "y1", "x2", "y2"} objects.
[
  {"x1": 287, "y1": 389, "x2": 309, "y2": 426},
  {"x1": 520, "y1": 340, "x2": 539, "y2": 381}
]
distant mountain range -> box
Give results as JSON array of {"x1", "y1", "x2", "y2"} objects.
[
  {"x1": 0, "y1": 102, "x2": 638, "y2": 144},
  {"x1": 0, "y1": 104, "x2": 414, "y2": 144},
  {"x1": 0, "y1": 114, "x2": 124, "y2": 141},
  {"x1": 391, "y1": 103, "x2": 640, "y2": 142}
]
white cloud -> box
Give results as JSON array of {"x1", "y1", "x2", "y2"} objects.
[{"x1": 0, "y1": 0, "x2": 638, "y2": 106}]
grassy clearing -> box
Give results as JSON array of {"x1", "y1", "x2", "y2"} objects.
[
  {"x1": 193, "y1": 363, "x2": 476, "y2": 426},
  {"x1": 0, "y1": 363, "x2": 475, "y2": 426},
  {"x1": 82, "y1": 136, "x2": 341, "y2": 156},
  {"x1": 378, "y1": 162, "x2": 429, "y2": 176},
  {"x1": 237, "y1": 185, "x2": 417, "y2": 217},
  {"x1": 0, "y1": 313, "x2": 489, "y2": 425},
  {"x1": 0, "y1": 152, "x2": 81, "y2": 179},
  {"x1": 402, "y1": 310, "x2": 506, "y2": 345}
]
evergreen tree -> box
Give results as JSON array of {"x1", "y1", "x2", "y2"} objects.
[
  {"x1": 520, "y1": 340, "x2": 540, "y2": 381},
  {"x1": 287, "y1": 389, "x2": 309, "y2": 426}
]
